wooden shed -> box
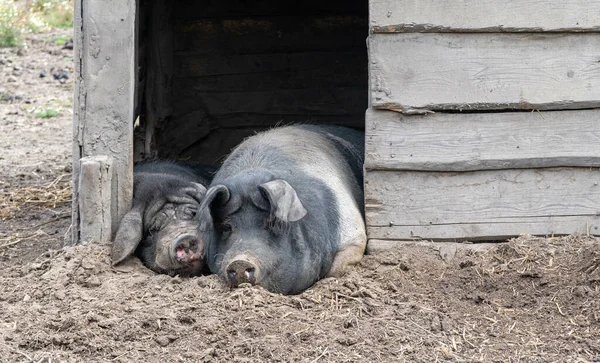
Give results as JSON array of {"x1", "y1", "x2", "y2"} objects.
[{"x1": 72, "y1": 0, "x2": 600, "y2": 245}]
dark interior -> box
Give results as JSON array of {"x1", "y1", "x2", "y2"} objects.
[{"x1": 135, "y1": 0, "x2": 368, "y2": 165}]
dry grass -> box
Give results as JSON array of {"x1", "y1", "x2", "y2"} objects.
[{"x1": 0, "y1": 174, "x2": 71, "y2": 220}]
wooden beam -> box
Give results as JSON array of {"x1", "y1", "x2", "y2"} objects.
[
  {"x1": 369, "y1": 33, "x2": 600, "y2": 113},
  {"x1": 78, "y1": 156, "x2": 114, "y2": 244},
  {"x1": 365, "y1": 168, "x2": 600, "y2": 241},
  {"x1": 142, "y1": 0, "x2": 173, "y2": 159},
  {"x1": 72, "y1": 0, "x2": 136, "y2": 244},
  {"x1": 369, "y1": 0, "x2": 600, "y2": 33},
  {"x1": 365, "y1": 108, "x2": 600, "y2": 171}
]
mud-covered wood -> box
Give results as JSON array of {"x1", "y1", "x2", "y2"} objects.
[
  {"x1": 72, "y1": 0, "x2": 135, "y2": 244},
  {"x1": 78, "y1": 156, "x2": 114, "y2": 244},
  {"x1": 370, "y1": 33, "x2": 600, "y2": 114},
  {"x1": 365, "y1": 168, "x2": 600, "y2": 241},
  {"x1": 369, "y1": 0, "x2": 600, "y2": 33},
  {"x1": 365, "y1": 108, "x2": 600, "y2": 172}
]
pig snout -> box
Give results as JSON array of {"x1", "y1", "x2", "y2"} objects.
[
  {"x1": 172, "y1": 234, "x2": 202, "y2": 263},
  {"x1": 225, "y1": 259, "x2": 258, "y2": 287}
]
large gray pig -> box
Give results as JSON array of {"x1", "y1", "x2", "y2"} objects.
[
  {"x1": 111, "y1": 160, "x2": 216, "y2": 277},
  {"x1": 197, "y1": 125, "x2": 366, "y2": 294}
]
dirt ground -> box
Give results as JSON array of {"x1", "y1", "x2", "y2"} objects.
[{"x1": 1, "y1": 29, "x2": 599, "y2": 363}]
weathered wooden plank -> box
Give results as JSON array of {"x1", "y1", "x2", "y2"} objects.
[
  {"x1": 158, "y1": 111, "x2": 365, "y2": 163},
  {"x1": 78, "y1": 156, "x2": 114, "y2": 244},
  {"x1": 175, "y1": 66, "x2": 365, "y2": 93},
  {"x1": 175, "y1": 51, "x2": 364, "y2": 78},
  {"x1": 173, "y1": 0, "x2": 366, "y2": 20},
  {"x1": 370, "y1": 0, "x2": 600, "y2": 32},
  {"x1": 370, "y1": 33, "x2": 600, "y2": 113},
  {"x1": 72, "y1": 0, "x2": 135, "y2": 244},
  {"x1": 173, "y1": 87, "x2": 367, "y2": 118},
  {"x1": 365, "y1": 168, "x2": 600, "y2": 241},
  {"x1": 141, "y1": 0, "x2": 173, "y2": 159},
  {"x1": 365, "y1": 108, "x2": 600, "y2": 171},
  {"x1": 174, "y1": 16, "x2": 367, "y2": 54}
]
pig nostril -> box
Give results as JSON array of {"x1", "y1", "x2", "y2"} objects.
[
  {"x1": 227, "y1": 270, "x2": 237, "y2": 284},
  {"x1": 173, "y1": 235, "x2": 199, "y2": 262},
  {"x1": 244, "y1": 267, "x2": 255, "y2": 282}
]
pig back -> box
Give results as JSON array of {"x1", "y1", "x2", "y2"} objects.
[{"x1": 213, "y1": 125, "x2": 366, "y2": 251}]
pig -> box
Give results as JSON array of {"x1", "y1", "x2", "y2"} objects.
[
  {"x1": 197, "y1": 125, "x2": 366, "y2": 294},
  {"x1": 111, "y1": 160, "x2": 217, "y2": 277}
]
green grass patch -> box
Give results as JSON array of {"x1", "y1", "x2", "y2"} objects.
[
  {"x1": 36, "y1": 108, "x2": 59, "y2": 118},
  {"x1": 47, "y1": 33, "x2": 69, "y2": 45},
  {"x1": 0, "y1": 0, "x2": 23, "y2": 47},
  {"x1": 30, "y1": 0, "x2": 73, "y2": 29}
]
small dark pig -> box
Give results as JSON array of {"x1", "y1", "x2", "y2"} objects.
[
  {"x1": 197, "y1": 125, "x2": 366, "y2": 294},
  {"x1": 111, "y1": 160, "x2": 217, "y2": 277}
]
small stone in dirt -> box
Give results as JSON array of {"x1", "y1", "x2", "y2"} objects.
[
  {"x1": 520, "y1": 270, "x2": 541, "y2": 279},
  {"x1": 1, "y1": 93, "x2": 22, "y2": 102},
  {"x1": 39, "y1": 71, "x2": 46, "y2": 78},
  {"x1": 54, "y1": 291, "x2": 66, "y2": 300},
  {"x1": 16, "y1": 48, "x2": 26, "y2": 56},
  {"x1": 7, "y1": 76, "x2": 17, "y2": 83},
  {"x1": 199, "y1": 348, "x2": 216, "y2": 358},
  {"x1": 53, "y1": 71, "x2": 69, "y2": 80},
  {"x1": 336, "y1": 337, "x2": 359, "y2": 346},
  {"x1": 63, "y1": 39, "x2": 74, "y2": 50},
  {"x1": 155, "y1": 335, "x2": 178, "y2": 347},
  {"x1": 459, "y1": 260, "x2": 475, "y2": 269},
  {"x1": 85, "y1": 276, "x2": 102, "y2": 288},
  {"x1": 23, "y1": 294, "x2": 31, "y2": 302}
]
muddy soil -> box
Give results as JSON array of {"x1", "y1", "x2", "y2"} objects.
[{"x1": 1, "y1": 28, "x2": 599, "y2": 363}]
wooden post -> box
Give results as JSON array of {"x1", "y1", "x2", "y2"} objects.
[
  {"x1": 78, "y1": 156, "x2": 114, "y2": 244},
  {"x1": 71, "y1": 0, "x2": 136, "y2": 245}
]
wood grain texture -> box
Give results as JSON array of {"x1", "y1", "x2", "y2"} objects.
[
  {"x1": 365, "y1": 168, "x2": 600, "y2": 241},
  {"x1": 174, "y1": 15, "x2": 366, "y2": 54},
  {"x1": 369, "y1": 0, "x2": 600, "y2": 32},
  {"x1": 142, "y1": 0, "x2": 173, "y2": 159},
  {"x1": 72, "y1": 0, "x2": 135, "y2": 244},
  {"x1": 162, "y1": 0, "x2": 368, "y2": 163},
  {"x1": 365, "y1": 108, "x2": 600, "y2": 171},
  {"x1": 78, "y1": 156, "x2": 114, "y2": 244},
  {"x1": 173, "y1": 0, "x2": 366, "y2": 20},
  {"x1": 369, "y1": 33, "x2": 600, "y2": 113}
]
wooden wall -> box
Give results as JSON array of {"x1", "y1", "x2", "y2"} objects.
[
  {"x1": 138, "y1": 0, "x2": 368, "y2": 164},
  {"x1": 365, "y1": 0, "x2": 600, "y2": 241}
]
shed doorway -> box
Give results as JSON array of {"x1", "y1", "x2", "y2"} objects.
[{"x1": 136, "y1": 0, "x2": 368, "y2": 165}]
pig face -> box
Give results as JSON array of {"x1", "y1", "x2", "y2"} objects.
[
  {"x1": 112, "y1": 173, "x2": 208, "y2": 277},
  {"x1": 199, "y1": 171, "x2": 334, "y2": 295}
]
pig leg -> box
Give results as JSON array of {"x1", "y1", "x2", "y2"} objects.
[{"x1": 326, "y1": 233, "x2": 367, "y2": 278}]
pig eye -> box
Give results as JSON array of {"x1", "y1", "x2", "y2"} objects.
[
  {"x1": 149, "y1": 213, "x2": 166, "y2": 233},
  {"x1": 182, "y1": 205, "x2": 197, "y2": 219},
  {"x1": 149, "y1": 219, "x2": 162, "y2": 233}
]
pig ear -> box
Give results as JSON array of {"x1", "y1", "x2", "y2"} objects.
[
  {"x1": 259, "y1": 180, "x2": 307, "y2": 222},
  {"x1": 198, "y1": 185, "x2": 231, "y2": 230},
  {"x1": 111, "y1": 207, "x2": 144, "y2": 266}
]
